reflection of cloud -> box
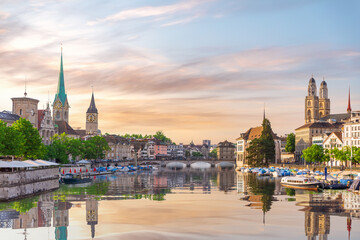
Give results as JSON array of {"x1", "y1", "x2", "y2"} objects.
[{"x1": 88, "y1": 0, "x2": 211, "y2": 25}]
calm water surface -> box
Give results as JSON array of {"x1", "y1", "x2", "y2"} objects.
[{"x1": 0, "y1": 169, "x2": 359, "y2": 240}]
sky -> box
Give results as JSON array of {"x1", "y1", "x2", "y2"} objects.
[{"x1": 0, "y1": 0, "x2": 359, "y2": 144}]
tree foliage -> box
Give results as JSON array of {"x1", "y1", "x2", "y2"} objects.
[
  {"x1": 209, "y1": 148, "x2": 217, "y2": 159},
  {"x1": 285, "y1": 133, "x2": 295, "y2": 153},
  {"x1": 302, "y1": 144, "x2": 326, "y2": 163},
  {"x1": 246, "y1": 118, "x2": 275, "y2": 167},
  {"x1": 12, "y1": 118, "x2": 44, "y2": 159}
]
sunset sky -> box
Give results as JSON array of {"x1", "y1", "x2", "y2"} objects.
[{"x1": 0, "y1": 0, "x2": 359, "y2": 144}]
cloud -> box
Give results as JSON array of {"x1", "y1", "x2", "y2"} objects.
[
  {"x1": 87, "y1": 0, "x2": 211, "y2": 25},
  {"x1": 161, "y1": 14, "x2": 201, "y2": 27}
]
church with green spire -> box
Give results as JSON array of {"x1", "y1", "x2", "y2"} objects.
[{"x1": 53, "y1": 48, "x2": 70, "y2": 123}]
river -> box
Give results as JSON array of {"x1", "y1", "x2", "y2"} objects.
[{"x1": 0, "y1": 169, "x2": 359, "y2": 240}]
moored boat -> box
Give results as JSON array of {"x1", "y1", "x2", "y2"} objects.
[
  {"x1": 61, "y1": 173, "x2": 92, "y2": 184},
  {"x1": 281, "y1": 176, "x2": 322, "y2": 191}
]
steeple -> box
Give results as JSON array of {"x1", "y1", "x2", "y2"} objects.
[
  {"x1": 54, "y1": 47, "x2": 67, "y2": 105},
  {"x1": 87, "y1": 91, "x2": 98, "y2": 114},
  {"x1": 347, "y1": 87, "x2": 352, "y2": 113},
  {"x1": 263, "y1": 103, "x2": 266, "y2": 121}
]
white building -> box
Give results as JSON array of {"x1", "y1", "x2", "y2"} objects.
[
  {"x1": 167, "y1": 143, "x2": 185, "y2": 159},
  {"x1": 342, "y1": 111, "x2": 360, "y2": 149}
]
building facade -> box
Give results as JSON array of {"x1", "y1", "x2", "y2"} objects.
[
  {"x1": 38, "y1": 103, "x2": 57, "y2": 145},
  {"x1": 12, "y1": 95, "x2": 39, "y2": 128},
  {"x1": 167, "y1": 143, "x2": 185, "y2": 159},
  {"x1": 217, "y1": 140, "x2": 235, "y2": 161},
  {"x1": 104, "y1": 135, "x2": 132, "y2": 160},
  {"x1": 0, "y1": 111, "x2": 19, "y2": 126},
  {"x1": 86, "y1": 92, "x2": 98, "y2": 135},
  {"x1": 305, "y1": 77, "x2": 330, "y2": 123},
  {"x1": 342, "y1": 111, "x2": 360, "y2": 149}
]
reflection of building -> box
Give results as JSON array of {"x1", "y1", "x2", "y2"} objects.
[
  {"x1": 217, "y1": 170, "x2": 235, "y2": 192},
  {"x1": 305, "y1": 211, "x2": 330, "y2": 240},
  {"x1": 0, "y1": 210, "x2": 19, "y2": 228},
  {"x1": 86, "y1": 197, "x2": 98, "y2": 239},
  {"x1": 54, "y1": 201, "x2": 72, "y2": 240}
]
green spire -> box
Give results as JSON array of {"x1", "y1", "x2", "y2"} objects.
[{"x1": 54, "y1": 47, "x2": 67, "y2": 105}]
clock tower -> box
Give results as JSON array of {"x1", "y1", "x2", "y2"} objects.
[
  {"x1": 53, "y1": 48, "x2": 70, "y2": 123},
  {"x1": 86, "y1": 91, "x2": 98, "y2": 135}
]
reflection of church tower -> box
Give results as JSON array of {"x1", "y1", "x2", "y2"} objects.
[
  {"x1": 319, "y1": 79, "x2": 330, "y2": 119},
  {"x1": 53, "y1": 47, "x2": 70, "y2": 123},
  {"x1": 304, "y1": 211, "x2": 330, "y2": 240},
  {"x1": 217, "y1": 170, "x2": 235, "y2": 192},
  {"x1": 305, "y1": 77, "x2": 319, "y2": 123},
  {"x1": 86, "y1": 197, "x2": 98, "y2": 239},
  {"x1": 86, "y1": 91, "x2": 98, "y2": 135},
  {"x1": 54, "y1": 201, "x2": 72, "y2": 240}
]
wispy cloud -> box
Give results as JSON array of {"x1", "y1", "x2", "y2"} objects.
[{"x1": 88, "y1": 0, "x2": 211, "y2": 25}]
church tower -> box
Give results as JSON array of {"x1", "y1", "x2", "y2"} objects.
[
  {"x1": 305, "y1": 76, "x2": 319, "y2": 123},
  {"x1": 86, "y1": 91, "x2": 98, "y2": 135},
  {"x1": 318, "y1": 79, "x2": 330, "y2": 119},
  {"x1": 53, "y1": 48, "x2": 70, "y2": 123}
]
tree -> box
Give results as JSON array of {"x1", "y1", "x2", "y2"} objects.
[
  {"x1": 260, "y1": 118, "x2": 275, "y2": 164},
  {"x1": 86, "y1": 136, "x2": 110, "y2": 160},
  {"x1": 209, "y1": 148, "x2": 217, "y2": 159},
  {"x1": 246, "y1": 118, "x2": 275, "y2": 167},
  {"x1": 12, "y1": 118, "x2": 44, "y2": 159},
  {"x1": 285, "y1": 133, "x2": 295, "y2": 153},
  {"x1": 301, "y1": 144, "x2": 325, "y2": 163},
  {"x1": 3, "y1": 125, "x2": 25, "y2": 157},
  {"x1": 192, "y1": 152, "x2": 203, "y2": 158},
  {"x1": 246, "y1": 138, "x2": 265, "y2": 167},
  {"x1": 0, "y1": 121, "x2": 6, "y2": 154},
  {"x1": 45, "y1": 133, "x2": 69, "y2": 163},
  {"x1": 153, "y1": 130, "x2": 172, "y2": 143},
  {"x1": 66, "y1": 138, "x2": 84, "y2": 161}
]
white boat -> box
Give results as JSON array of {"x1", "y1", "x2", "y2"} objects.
[{"x1": 280, "y1": 176, "x2": 322, "y2": 191}]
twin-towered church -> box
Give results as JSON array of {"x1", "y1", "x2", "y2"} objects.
[{"x1": 10, "y1": 49, "x2": 99, "y2": 144}]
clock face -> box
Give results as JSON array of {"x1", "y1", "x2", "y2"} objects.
[
  {"x1": 54, "y1": 101, "x2": 62, "y2": 109},
  {"x1": 87, "y1": 114, "x2": 96, "y2": 122}
]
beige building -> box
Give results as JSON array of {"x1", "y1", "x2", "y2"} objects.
[
  {"x1": 295, "y1": 122, "x2": 343, "y2": 161},
  {"x1": 305, "y1": 77, "x2": 330, "y2": 123},
  {"x1": 12, "y1": 94, "x2": 39, "y2": 128},
  {"x1": 38, "y1": 103, "x2": 57, "y2": 145},
  {"x1": 217, "y1": 140, "x2": 235, "y2": 161},
  {"x1": 104, "y1": 135, "x2": 132, "y2": 160}
]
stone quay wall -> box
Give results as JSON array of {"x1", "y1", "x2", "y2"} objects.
[{"x1": 0, "y1": 167, "x2": 59, "y2": 201}]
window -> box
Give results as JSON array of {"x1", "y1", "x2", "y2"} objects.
[{"x1": 19, "y1": 109, "x2": 22, "y2": 115}]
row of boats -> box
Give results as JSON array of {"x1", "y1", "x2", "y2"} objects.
[
  {"x1": 239, "y1": 167, "x2": 360, "y2": 192},
  {"x1": 60, "y1": 165, "x2": 158, "y2": 184}
]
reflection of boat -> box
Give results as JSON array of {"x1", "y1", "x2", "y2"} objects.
[
  {"x1": 61, "y1": 173, "x2": 92, "y2": 184},
  {"x1": 348, "y1": 179, "x2": 360, "y2": 192},
  {"x1": 281, "y1": 176, "x2": 322, "y2": 191}
]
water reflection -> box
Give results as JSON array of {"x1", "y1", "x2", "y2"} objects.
[{"x1": 0, "y1": 170, "x2": 359, "y2": 240}]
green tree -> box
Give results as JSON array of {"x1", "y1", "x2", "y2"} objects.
[
  {"x1": 0, "y1": 121, "x2": 6, "y2": 154},
  {"x1": 66, "y1": 138, "x2": 84, "y2": 161},
  {"x1": 285, "y1": 133, "x2": 295, "y2": 153},
  {"x1": 260, "y1": 118, "x2": 275, "y2": 164},
  {"x1": 301, "y1": 144, "x2": 325, "y2": 163},
  {"x1": 12, "y1": 118, "x2": 43, "y2": 159},
  {"x1": 153, "y1": 130, "x2": 172, "y2": 143},
  {"x1": 86, "y1": 136, "x2": 110, "y2": 160},
  {"x1": 246, "y1": 118, "x2": 275, "y2": 167},
  {"x1": 4, "y1": 125, "x2": 25, "y2": 157},
  {"x1": 45, "y1": 133, "x2": 69, "y2": 163},
  {"x1": 209, "y1": 148, "x2": 217, "y2": 159},
  {"x1": 246, "y1": 138, "x2": 265, "y2": 167},
  {"x1": 192, "y1": 152, "x2": 203, "y2": 158}
]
